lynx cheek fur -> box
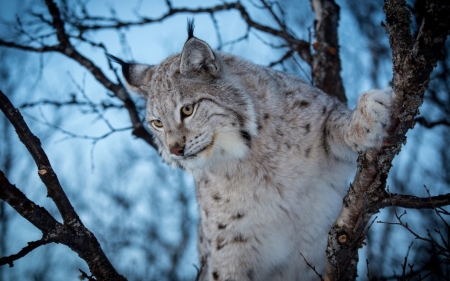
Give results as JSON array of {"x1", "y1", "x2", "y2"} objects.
[{"x1": 108, "y1": 21, "x2": 392, "y2": 281}]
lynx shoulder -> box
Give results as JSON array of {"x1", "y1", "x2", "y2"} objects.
[{"x1": 109, "y1": 21, "x2": 392, "y2": 281}]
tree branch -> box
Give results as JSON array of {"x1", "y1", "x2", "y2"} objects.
[
  {"x1": 377, "y1": 192, "x2": 450, "y2": 265},
  {"x1": 377, "y1": 192, "x2": 450, "y2": 209},
  {"x1": 325, "y1": 0, "x2": 450, "y2": 280},
  {"x1": 0, "y1": 90, "x2": 81, "y2": 227},
  {"x1": 63, "y1": 1, "x2": 312, "y2": 65},
  {"x1": 0, "y1": 238, "x2": 52, "y2": 267},
  {"x1": 310, "y1": 0, "x2": 346, "y2": 102},
  {"x1": 0, "y1": 1, "x2": 316, "y2": 150},
  {"x1": 415, "y1": 116, "x2": 450, "y2": 128},
  {"x1": 45, "y1": 0, "x2": 156, "y2": 149},
  {"x1": 0, "y1": 91, "x2": 127, "y2": 281},
  {"x1": 234, "y1": 2, "x2": 312, "y2": 65},
  {"x1": 45, "y1": 0, "x2": 71, "y2": 46},
  {"x1": 0, "y1": 39, "x2": 59, "y2": 52},
  {"x1": 0, "y1": 0, "x2": 157, "y2": 149},
  {"x1": 69, "y1": 2, "x2": 240, "y2": 32},
  {"x1": 0, "y1": 170, "x2": 62, "y2": 237}
]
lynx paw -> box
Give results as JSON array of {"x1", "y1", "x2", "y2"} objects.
[{"x1": 345, "y1": 88, "x2": 392, "y2": 151}]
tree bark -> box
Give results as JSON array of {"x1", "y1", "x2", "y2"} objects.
[{"x1": 325, "y1": 1, "x2": 450, "y2": 280}]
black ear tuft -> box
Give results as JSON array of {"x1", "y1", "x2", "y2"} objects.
[
  {"x1": 105, "y1": 53, "x2": 132, "y2": 85},
  {"x1": 187, "y1": 18, "x2": 195, "y2": 40},
  {"x1": 105, "y1": 53, "x2": 127, "y2": 66},
  {"x1": 105, "y1": 53, "x2": 155, "y2": 96}
]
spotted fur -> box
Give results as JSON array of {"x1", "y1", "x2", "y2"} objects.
[{"x1": 111, "y1": 23, "x2": 392, "y2": 281}]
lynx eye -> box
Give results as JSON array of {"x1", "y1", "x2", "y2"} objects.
[
  {"x1": 181, "y1": 104, "x2": 194, "y2": 117},
  {"x1": 152, "y1": 119, "x2": 163, "y2": 128}
]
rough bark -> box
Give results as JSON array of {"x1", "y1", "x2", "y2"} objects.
[{"x1": 324, "y1": 1, "x2": 450, "y2": 280}]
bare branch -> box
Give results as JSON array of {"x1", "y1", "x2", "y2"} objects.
[
  {"x1": 378, "y1": 192, "x2": 450, "y2": 265},
  {"x1": 268, "y1": 49, "x2": 294, "y2": 68},
  {"x1": 366, "y1": 259, "x2": 371, "y2": 280},
  {"x1": 23, "y1": 112, "x2": 132, "y2": 143},
  {"x1": 0, "y1": 91, "x2": 127, "y2": 281},
  {"x1": 0, "y1": 238, "x2": 52, "y2": 267},
  {"x1": 0, "y1": 1, "x2": 316, "y2": 151},
  {"x1": 300, "y1": 253, "x2": 324, "y2": 281},
  {"x1": 64, "y1": 0, "x2": 307, "y2": 62},
  {"x1": 0, "y1": 170, "x2": 127, "y2": 280},
  {"x1": 0, "y1": 90, "x2": 81, "y2": 227},
  {"x1": 260, "y1": 0, "x2": 287, "y2": 31},
  {"x1": 0, "y1": 1, "x2": 157, "y2": 149},
  {"x1": 20, "y1": 97, "x2": 125, "y2": 111},
  {"x1": 415, "y1": 116, "x2": 450, "y2": 128},
  {"x1": 44, "y1": 0, "x2": 154, "y2": 145},
  {"x1": 234, "y1": 2, "x2": 311, "y2": 64},
  {"x1": 377, "y1": 192, "x2": 450, "y2": 209},
  {"x1": 325, "y1": 0, "x2": 450, "y2": 280},
  {"x1": 0, "y1": 170, "x2": 61, "y2": 237},
  {"x1": 68, "y1": 2, "x2": 241, "y2": 32},
  {"x1": 45, "y1": 0, "x2": 70, "y2": 46},
  {"x1": 310, "y1": 0, "x2": 346, "y2": 102},
  {"x1": 79, "y1": 269, "x2": 97, "y2": 281},
  {"x1": 209, "y1": 13, "x2": 223, "y2": 50},
  {"x1": 0, "y1": 39, "x2": 60, "y2": 52}
]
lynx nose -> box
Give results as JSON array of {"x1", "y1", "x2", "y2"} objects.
[{"x1": 169, "y1": 143, "x2": 185, "y2": 156}]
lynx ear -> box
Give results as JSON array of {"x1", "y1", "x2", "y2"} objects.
[
  {"x1": 180, "y1": 37, "x2": 220, "y2": 78},
  {"x1": 106, "y1": 53, "x2": 155, "y2": 96}
]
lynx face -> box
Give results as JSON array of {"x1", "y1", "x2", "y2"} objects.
[
  {"x1": 107, "y1": 31, "x2": 257, "y2": 170},
  {"x1": 145, "y1": 68, "x2": 256, "y2": 170}
]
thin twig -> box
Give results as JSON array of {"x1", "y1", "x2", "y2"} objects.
[
  {"x1": 415, "y1": 116, "x2": 450, "y2": 128},
  {"x1": 0, "y1": 237, "x2": 53, "y2": 267},
  {"x1": 300, "y1": 253, "x2": 324, "y2": 281}
]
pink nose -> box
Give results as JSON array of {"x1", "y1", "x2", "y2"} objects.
[{"x1": 169, "y1": 145, "x2": 184, "y2": 156}]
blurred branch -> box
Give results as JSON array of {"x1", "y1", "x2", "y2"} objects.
[
  {"x1": 325, "y1": 0, "x2": 450, "y2": 280},
  {"x1": 66, "y1": 1, "x2": 312, "y2": 65},
  {"x1": 347, "y1": 1, "x2": 391, "y2": 85},
  {"x1": 310, "y1": 0, "x2": 346, "y2": 102},
  {"x1": 0, "y1": 90, "x2": 127, "y2": 281},
  {"x1": 0, "y1": 0, "x2": 156, "y2": 149},
  {"x1": 234, "y1": 2, "x2": 311, "y2": 64},
  {"x1": 378, "y1": 190, "x2": 450, "y2": 267},
  {"x1": 0, "y1": 1, "x2": 317, "y2": 149},
  {"x1": 415, "y1": 116, "x2": 450, "y2": 128},
  {"x1": 268, "y1": 49, "x2": 294, "y2": 67},
  {"x1": 20, "y1": 97, "x2": 125, "y2": 110},
  {"x1": 44, "y1": 0, "x2": 156, "y2": 149},
  {"x1": 70, "y1": 2, "x2": 240, "y2": 32},
  {"x1": 23, "y1": 111, "x2": 133, "y2": 143},
  {"x1": 0, "y1": 40, "x2": 59, "y2": 52}
]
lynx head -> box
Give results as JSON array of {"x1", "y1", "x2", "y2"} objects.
[{"x1": 108, "y1": 20, "x2": 257, "y2": 170}]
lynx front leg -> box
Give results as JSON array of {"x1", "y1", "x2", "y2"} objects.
[{"x1": 345, "y1": 88, "x2": 393, "y2": 151}]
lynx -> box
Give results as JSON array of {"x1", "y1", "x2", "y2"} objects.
[{"x1": 107, "y1": 21, "x2": 392, "y2": 281}]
